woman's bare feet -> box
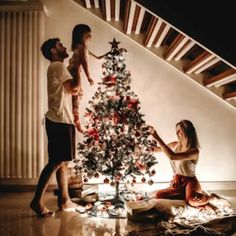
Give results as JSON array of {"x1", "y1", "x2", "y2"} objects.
[
  {"x1": 209, "y1": 193, "x2": 231, "y2": 208},
  {"x1": 30, "y1": 200, "x2": 54, "y2": 217},
  {"x1": 198, "y1": 203, "x2": 218, "y2": 213}
]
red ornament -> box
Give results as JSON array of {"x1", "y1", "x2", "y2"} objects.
[
  {"x1": 132, "y1": 178, "x2": 136, "y2": 184},
  {"x1": 151, "y1": 170, "x2": 156, "y2": 176},
  {"x1": 94, "y1": 173, "x2": 100, "y2": 178},
  {"x1": 127, "y1": 99, "x2": 138, "y2": 109},
  {"x1": 141, "y1": 177, "x2": 146, "y2": 183},
  {"x1": 104, "y1": 177, "x2": 110, "y2": 184},
  {"x1": 103, "y1": 75, "x2": 117, "y2": 85},
  {"x1": 83, "y1": 178, "x2": 88, "y2": 183},
  {"x1": 87, "y1": 172, "x2": 93, "y2": 178},
  {"x1": 148, "y1": 179, "x2": 154, "y2": 185},
  {"x1": 135, "y1": 160, "x2": 145, "y2": 171},
  {"x1": 113, "y1": 112, "x2": 119, "y2": 124},
  {"x1": 110, "y1": 181, "x2": 116, "y2": 186},
  {"x1": 115, "y1": 175, "x2": 121, "y2": 182},
  {"x1": 87, "y1": 128, "x2": 99, "y2": 141}
]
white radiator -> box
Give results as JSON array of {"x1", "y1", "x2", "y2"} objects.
[{"x1": 0, "y1": 10, "x2": 45, "y2": 179}]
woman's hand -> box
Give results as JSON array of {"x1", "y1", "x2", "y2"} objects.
[
  {"x1": 148, "y1": 126, "x2": 157, "y2": 136},
  {"x1": 88, "y1": 78, "x2": 94, "y2": 85}
]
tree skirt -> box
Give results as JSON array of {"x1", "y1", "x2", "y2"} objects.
[{"x1": 74, "y1": 189, "x2": 151, "y2": 219}]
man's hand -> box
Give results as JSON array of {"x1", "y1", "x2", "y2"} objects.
[{"x1": 88, "y1": 78, "x2": 94, "y2": 86}]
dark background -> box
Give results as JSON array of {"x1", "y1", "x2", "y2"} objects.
[{"x1": 136, "y1": 0, "x2": 236, "y2": 67}]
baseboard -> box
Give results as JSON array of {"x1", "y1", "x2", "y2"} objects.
[
  {"x1": 0, "y1": 184, "x2": 58, "y2": 193},
  {"x1": 130, "y1": 181, "x2": 236, "y2": 192},
  {"x1": 0, "y1": 179, "x2": 236, "y2": 192}
]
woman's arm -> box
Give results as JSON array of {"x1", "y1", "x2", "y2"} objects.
[
  {"x1": 153, "y1": 141, "x2": 177, "y2": 153},
  {"x1": 149, "y1": 127, "x2": 198, "y2": 161}
]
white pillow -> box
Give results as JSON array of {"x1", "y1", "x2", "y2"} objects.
[
  {"x1": 154, "y1": 199, "x2": 186, "y2": 216},
  {"x1": 125, "y1": 198, "x2": 186, "y2": 216}
]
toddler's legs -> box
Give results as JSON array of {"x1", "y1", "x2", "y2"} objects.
[{"x1": 72, "y1": 88, "x2": 83, "y2": 132}]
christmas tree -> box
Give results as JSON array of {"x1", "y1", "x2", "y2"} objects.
[{"x1": 74, "y1": 39, "x2": 157, "y2": 200}]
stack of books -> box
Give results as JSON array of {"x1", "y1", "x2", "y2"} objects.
[{"x1": 54, "y1": 184, "x2": 98, "y2": 201}]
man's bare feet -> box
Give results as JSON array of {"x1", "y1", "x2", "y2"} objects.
[
  {"x1": 30, "y1": 200, "x2": 54, "y2": 217},
  {"x1": 60, "y1": 199, "x2": 80, "y2": 212}
]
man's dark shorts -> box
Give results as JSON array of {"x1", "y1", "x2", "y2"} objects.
[{"x1": 45, "y1": 118, "x2": 75, "y2": 163}]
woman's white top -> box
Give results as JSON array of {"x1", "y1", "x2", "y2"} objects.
[{"x1": 170, "y1": 145, "x2": 199, "y2": 177}]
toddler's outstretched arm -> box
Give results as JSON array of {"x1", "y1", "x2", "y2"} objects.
[{"x1": 89, "y1": 51, "x2": 108, "y2": 60}]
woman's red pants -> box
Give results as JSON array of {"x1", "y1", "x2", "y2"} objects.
[{"x1": 156, "y1": 174, "x2": 210, "y2": 207}]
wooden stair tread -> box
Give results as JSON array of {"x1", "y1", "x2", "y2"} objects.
[{"x1": 204, "y1": 69, "x2": 236, "y2": 86}]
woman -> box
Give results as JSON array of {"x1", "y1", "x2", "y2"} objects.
[{"x1": 149, "y1": 120, "x2": 210, "y2": 207}]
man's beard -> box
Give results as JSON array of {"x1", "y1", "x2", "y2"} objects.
[{"x1": 58, "y1": 50, "x2": 69, "y2": 60}]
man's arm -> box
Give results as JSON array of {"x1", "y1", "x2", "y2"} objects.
[
  {"x1": 59, "y1": 61, "x2": 80, "y2": 95},
  {"x1": 63, "y1": 79, "x2": 79, "y2": 95}
]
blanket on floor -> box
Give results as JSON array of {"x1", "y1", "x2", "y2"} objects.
[
  {"x1": 129, "y1": 216, "x2": 236, "y2": 236},
  {"x1": 128, "y1": 193, "x2": 236, "y2": 236}
]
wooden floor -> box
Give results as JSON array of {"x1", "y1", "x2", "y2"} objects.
[{"x1": 0, "y1": 190, "x2": 236, "y2": 236}]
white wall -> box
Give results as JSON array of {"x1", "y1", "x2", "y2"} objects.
[{"x1": 41, "y1": 0, "x2": 236, "y2": 182}]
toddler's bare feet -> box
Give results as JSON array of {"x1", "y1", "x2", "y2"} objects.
[{"x1": 75, "y1": 120, "x2": 83, "y2": 133}]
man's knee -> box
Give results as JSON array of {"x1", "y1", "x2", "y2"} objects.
[
  {"x1": 62, "y1": 161, "x2": 69, "y2": 167},
  {"x1": 49, "y1": 161, "x2": 65, "y2": 170}
]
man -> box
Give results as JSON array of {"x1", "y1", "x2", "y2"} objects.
[{"x1": 30, "y1": 38, "x2": 80, "y2": 217}]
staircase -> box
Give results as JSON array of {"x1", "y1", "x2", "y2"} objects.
[{"x1": 74, "y1": 0, "x2": 236, "y2": 108}]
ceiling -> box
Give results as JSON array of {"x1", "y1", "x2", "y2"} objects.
[{"x1": 136, "y1": 0, "x2": 236, "y2": 67}]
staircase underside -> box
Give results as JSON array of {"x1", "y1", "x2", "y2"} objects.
[{"x1": 74, "y1": 0, "x2": 236, "y2": 109}]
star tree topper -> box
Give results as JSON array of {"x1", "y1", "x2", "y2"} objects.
[{"x1": 109, "y1": 38, "x2": 121, "y2": 49}]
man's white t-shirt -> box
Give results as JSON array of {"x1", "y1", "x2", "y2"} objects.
[{"x1": 45, "y1": 61, "x2": 74, "y2": 125}]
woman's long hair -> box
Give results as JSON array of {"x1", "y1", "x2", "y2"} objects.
[
  {"x1": 71, "y1": 24, "x2": 91, "y2": 50},
  {"x1": 176, "y1": 120, "x2": 200, "y2": 149}
]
